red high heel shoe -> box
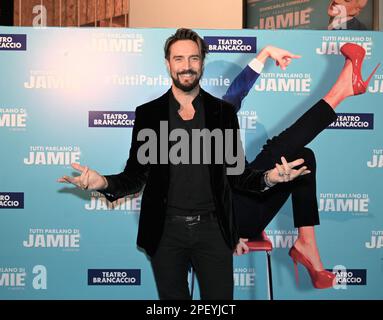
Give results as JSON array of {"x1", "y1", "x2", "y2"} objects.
[
  {"x1": 288, "y1": 245, "x2": 336, "y2": 289},
  {"x1": 340, "y1": 43, "x2": 380, "y2": 95}
]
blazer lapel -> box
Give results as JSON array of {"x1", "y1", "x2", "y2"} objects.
[
  {"x1": 152, "y1": 90, "x2": 171, "y2": 193},
  {"x1": 157, "y1": 89, "x2": 171, "y2": 122},
  {"x1": 201, "y1": 89, "x2": 223, "y2": 192},
  {"x1": 202, "y1": 89, "x2": 221, "y2": 132}
]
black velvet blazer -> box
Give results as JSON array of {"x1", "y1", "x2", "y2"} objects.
[{"x1": 102, "y1": 88, "x2": 265, "y2": 257}]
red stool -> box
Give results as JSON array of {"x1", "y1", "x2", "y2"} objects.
[
  {"x1": 189, "y1": 231, "x2": 274, "y2": 300},
  {"x1": 247, "y1": 231, "x2": 274, "y2": 300}
]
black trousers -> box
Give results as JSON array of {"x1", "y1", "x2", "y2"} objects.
[
  {"x1": 151, "y1": 215, "x2": 233, "y2": 300},
  {"x1": 234, "y1": 99, "x2": 337, "y2": 238}
]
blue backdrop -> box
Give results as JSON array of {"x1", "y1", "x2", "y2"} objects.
[{"x1": 0, "y1": 26, "x2": 382, "y2": 300}]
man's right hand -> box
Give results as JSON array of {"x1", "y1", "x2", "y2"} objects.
[{"x1": 57, "y1": 163, "x2": 108, "y2": 190}]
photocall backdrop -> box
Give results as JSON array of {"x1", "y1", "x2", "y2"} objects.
[
  {"x1": 0, "y1": 26, "x2": 382, "y2": 300},
  {"x1": 246, "y1": 0, "x2": 374, "y2": 30}
]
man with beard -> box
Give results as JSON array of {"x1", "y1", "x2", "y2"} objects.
[
  {"x1": 327, "y1": 0, "x2": 369, "y2": 30},
  {"x1": 58, "y1": 28, "x2": 308, "y2": 299}
]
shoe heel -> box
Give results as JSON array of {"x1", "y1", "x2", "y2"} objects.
[
  {"x1": 289, "y1": 245, "x2": 335, "y2": 289},
  {"x1": 365, "y1": 63, "x2": 381, "y2": 87},
  {"x1": 293, "y1": 260, "x2": 299, "y2": 286}
]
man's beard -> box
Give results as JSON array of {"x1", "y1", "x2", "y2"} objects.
[{"x1": 171, "y1": 69, "x2": 202, "y2": 92}]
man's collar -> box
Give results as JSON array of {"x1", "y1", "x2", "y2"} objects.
[{"x1": 169, "y1": 88, "x2": 203, "y2": 109}]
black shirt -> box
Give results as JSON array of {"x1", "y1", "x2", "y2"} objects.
[{"x1": 166, "y1": 91, "x2": 216, "y2": 216}]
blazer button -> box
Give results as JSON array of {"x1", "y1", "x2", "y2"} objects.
[{"x1": 163, "y1": 198, "x2": 167, "y2": 204}]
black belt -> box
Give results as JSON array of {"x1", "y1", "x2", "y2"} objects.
[{"x1": 166, "y1": 213, "x2": 216, "y2": 225}]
